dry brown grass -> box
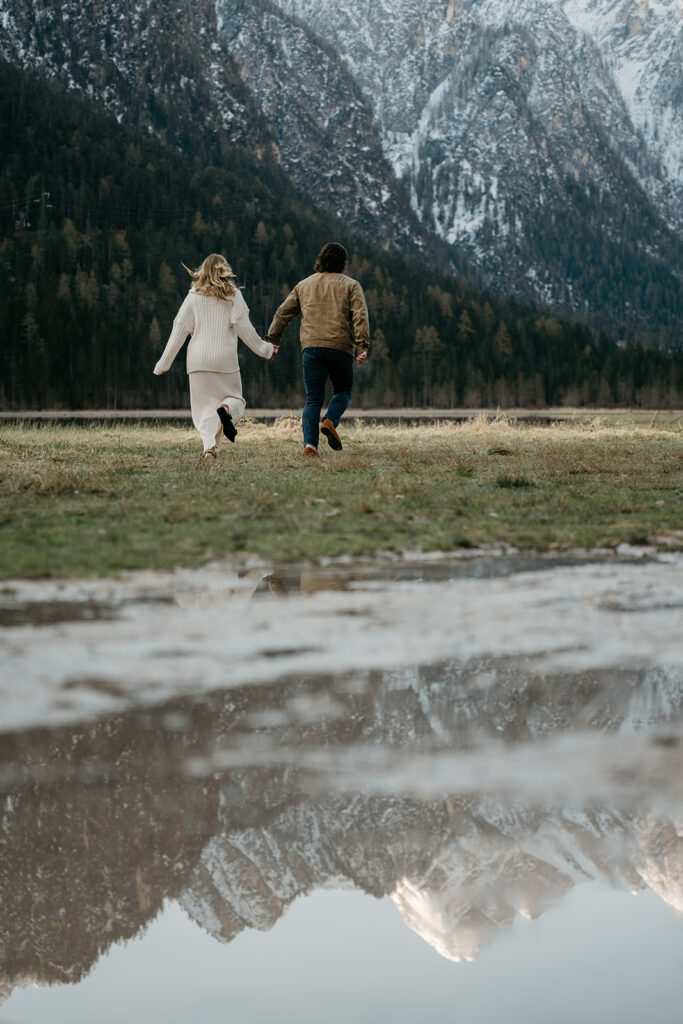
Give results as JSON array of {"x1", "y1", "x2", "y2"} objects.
[{"x1": 0, "y1": 414, "x2": 681, "y2": 577}]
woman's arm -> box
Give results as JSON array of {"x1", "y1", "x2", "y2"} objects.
[
  {"x1": 236, "y1": 312, "x2": 275, "y2": 360},
  {"x1": 231, "y1": 291, "x2": 274, "y2": 359},
  {"x1": 154, "y1": 293, "x2": 195, "y2": 374}
]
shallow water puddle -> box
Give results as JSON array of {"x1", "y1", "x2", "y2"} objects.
[{"x1": 1, "y1": 554, "x2": 682, "y2": 1020}]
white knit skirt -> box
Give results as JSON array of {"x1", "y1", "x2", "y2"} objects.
[{"x1": 188, "y1": 370, "x2": 246, "y2": 452}]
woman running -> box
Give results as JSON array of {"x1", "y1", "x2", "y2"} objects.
[{"x1": 154, "y1": 254, "x2": 277, "y2": 458}]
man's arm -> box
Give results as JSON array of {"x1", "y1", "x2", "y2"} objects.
[
  {"x1": 266, "y1": 286, "x2": 301, "y2": 346},
  {"x1": 350, "y1": 281, "x2": 370, "y2": 359}
]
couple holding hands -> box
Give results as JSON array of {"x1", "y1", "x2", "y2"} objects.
[{"x1": 153, "y1": 242, "x2": 370, "y2": 459}]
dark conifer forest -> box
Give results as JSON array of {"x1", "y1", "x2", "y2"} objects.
[{"x1": 1, "y1": 60, "x2": 682, "y2": 411}]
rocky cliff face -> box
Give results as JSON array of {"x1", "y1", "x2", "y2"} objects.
[
  {"x1": 1, "y1": 0, "x2": 681, "y2": 322},
  {"x1": 0, "y1": 0, "x2": 274, "y2": 157},
  {"x1": 0, "y1": 0, "x2": 431, "y2": 254},
  {"x1": 214, "y1": 0, "x2": 424, "y2": 251},
  {"x1": 562, "y1": 0, "x2": 682, "y2": 198},
  {"x1": 179, "y1": 657, "x2": 683, "y2": 960},
  {"x1": 180, "y1": 788, "x2": 683, "y2": 963},
  {"x1": 273, "y1": 0, "x2": 682, "y2": 313},
  {"x1": 2, "y1": 654, "x2": 681, "y2": 998}
]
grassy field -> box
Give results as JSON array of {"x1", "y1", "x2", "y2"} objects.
[{"x1": 1, "y1": 414, "x2": 682, "y2": 578}]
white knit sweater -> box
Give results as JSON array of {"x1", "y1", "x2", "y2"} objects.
[{"x1": 153, "y1": 288, "x2": 273, "y2": 375}]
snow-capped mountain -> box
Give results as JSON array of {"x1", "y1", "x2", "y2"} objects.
[
  {"x1": 277, "y1": 1, "x2": 682, "y2": 221},
  {"x1": 178, "y1": 659, "x2": 683, "y2": 960},
  {"x1": 1, "y1": 0, "x2": 681, "y2": 322},
  {"x1": 2, "y1": 654, "x2": 681, "y2": 997},
  {"x1": 0, "y1": 0, "x2": 428, "y2": 253},
  {"x1": 213, "y1": 0, "x2": 423, "y2": 250},
  {"x1": 2, "y1": 0, "x2": 679, "y2": 323},
  {"x1": 562, "y1": 0, "x2": 682, "y2": 189},
  {"x1": 180, "y1": 788, "x2": 683, "y2": 963},
  {"x1": 271, "y1": 0, "x2": 682, "y2": 312}
]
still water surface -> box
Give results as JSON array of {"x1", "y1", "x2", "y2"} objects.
[{"x1": 1, "y1": 554, "x2": 682, "y2": 1021}]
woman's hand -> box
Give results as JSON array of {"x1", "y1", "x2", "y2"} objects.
[{"x1": 270, "y1": 344, "x2": 279, "y2": 361}]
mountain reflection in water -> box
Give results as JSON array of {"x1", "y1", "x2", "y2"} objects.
[{"x1": 1, "y1": 649, "x2": 682, "y2": 1003}]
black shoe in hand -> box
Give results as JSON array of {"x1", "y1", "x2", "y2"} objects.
[{"x1": 217, "y1": 405, "x2": 237, "y2": 443}]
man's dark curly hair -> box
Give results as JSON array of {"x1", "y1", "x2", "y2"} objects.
[{"x1": 314, "y1": 242, "x2": 348, "y2": 273}]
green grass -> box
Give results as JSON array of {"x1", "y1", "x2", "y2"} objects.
[{"x1": 1, "y1": 414, "x2": 682, "y2": 578}]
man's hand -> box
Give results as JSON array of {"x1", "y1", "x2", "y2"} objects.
[
  {"x1": 356, "y1": 349, "x2": 368, "y2": 365},
  {"x1": 270, "y1": 344, "x2": 279, "y2": 361}
]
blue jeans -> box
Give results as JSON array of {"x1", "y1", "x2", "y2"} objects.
[{"x1": 301, "y1": 347, "x2": 353, "y2": 448}]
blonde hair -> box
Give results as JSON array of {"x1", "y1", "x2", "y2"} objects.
[{"x1": 184, "y1": 253, "x2": 237, "y2": 300}]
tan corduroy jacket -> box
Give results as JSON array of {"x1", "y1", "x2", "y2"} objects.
[{"x1": 266, "y1": 272, "x2": 370, "y2": 357}]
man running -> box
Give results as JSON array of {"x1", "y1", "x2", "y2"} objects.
[{"x1": 266, "y1": 242, "x2": 370, "y2": 457}]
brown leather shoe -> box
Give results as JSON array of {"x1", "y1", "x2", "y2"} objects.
[
  {"x1": 321, "y1": 418, "x2": 342, "y2": 451},
  {"x1": 303, "y1": 445, "x2": 318, "y2": 458}
]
